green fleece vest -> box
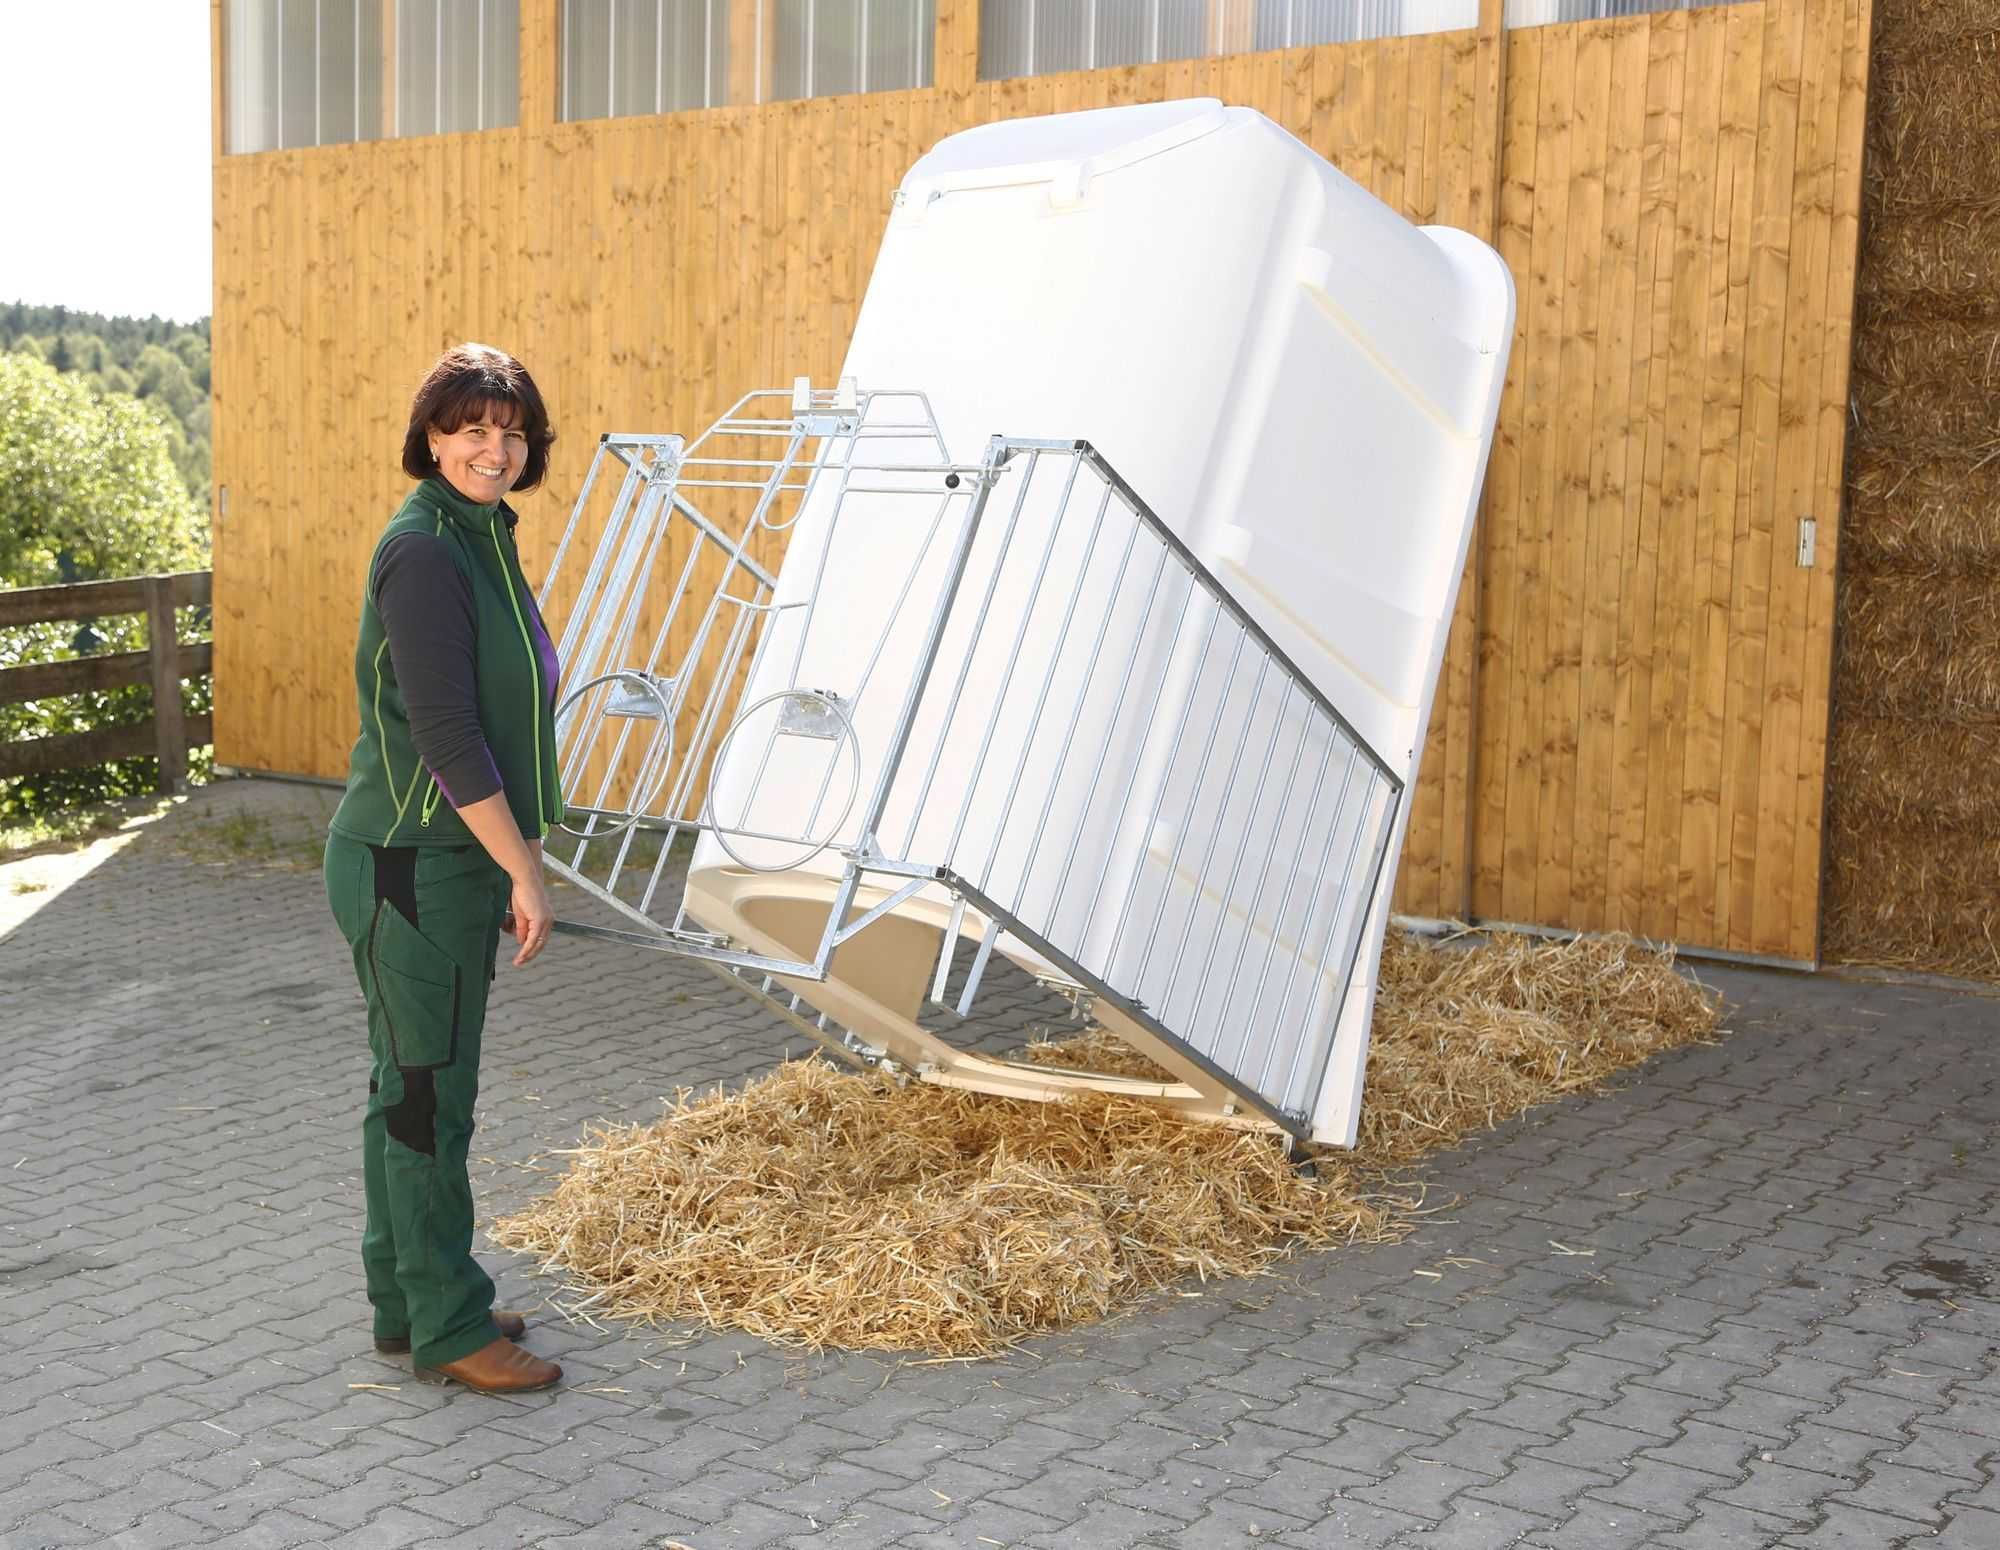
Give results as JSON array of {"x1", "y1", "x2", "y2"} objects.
[{"x1": 330, "y1": 477, "x2": 563, "y2": 848}]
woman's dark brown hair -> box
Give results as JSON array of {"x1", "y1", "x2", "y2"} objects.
[{"x1": 401, "y1": 343, "x2": 557, "y2": 491}]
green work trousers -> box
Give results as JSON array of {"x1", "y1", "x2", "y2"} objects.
[{"x1": 324, "y1": 832, "x2": 511, "y2": 1369}]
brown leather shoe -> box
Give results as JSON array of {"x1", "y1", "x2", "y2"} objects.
[
  {"x1": 416, "y1": 1336, "x2": 561, "y2": 1394},
  {"x1": 375, "y1": 1311, "x2": 527, "y2": 1355}
]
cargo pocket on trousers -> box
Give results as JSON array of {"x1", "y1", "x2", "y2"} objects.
[{"x1": 367, "y1": 901, "x2": 461, "y2": 1071}]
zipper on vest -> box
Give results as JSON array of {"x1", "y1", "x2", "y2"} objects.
[
  {"x1": 418, "y1": 776, "x2": 443, "y2": 829},
  {"x1": 490, "y1": 527, "x2": 549, "y2": 835}
]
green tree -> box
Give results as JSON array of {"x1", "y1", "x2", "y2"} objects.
[
  {"x1": 133, "y1": 343, "x2": 202, "y2": 424},
  {"x1": 0, "y1": 352, "x2": 206, "y2": 586},
  {"x1": 67, "y1": 333, "x2": 107, "y2": 373},
  {"x1": 4, "y1": 304, "x2": 214, "y2": 502},
  {"x1": 0, "y1": 352, "x2": 212, "y2": 818},
  {"x1": 171, "y1": 332, "x2": 211, "y2": 391}
]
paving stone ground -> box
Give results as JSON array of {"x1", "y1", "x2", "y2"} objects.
[{"x1": 3, "y1": 776, "x2": 1997, "y2": 1550}]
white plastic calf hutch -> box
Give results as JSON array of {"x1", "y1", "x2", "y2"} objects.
[{"x1": 541, "y1": 100, "x2": 1514, "y2": 1147}]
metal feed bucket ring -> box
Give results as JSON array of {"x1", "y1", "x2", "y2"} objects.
[
  {"x1": 701, "y1": 688, "x2": 862, "y2": 873},
  {"x1": 553, "y1": 670, "x2": 677, "y2": 839}
]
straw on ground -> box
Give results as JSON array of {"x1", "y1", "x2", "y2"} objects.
[{"x1": 491, "y1": 928, "x2": 1720, "y2": 1355}]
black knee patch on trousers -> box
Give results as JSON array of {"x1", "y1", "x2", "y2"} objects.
[
  {"x1": 368, "y1": 844, "x2": 420, "y2": 928},
  {"x1": 385, "y1": 1068, "x2": 437, "y2": 1155}
]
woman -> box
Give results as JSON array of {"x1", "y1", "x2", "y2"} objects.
[{"x1": 324, "y1": 343, "x2": 565, "y2": 1395}]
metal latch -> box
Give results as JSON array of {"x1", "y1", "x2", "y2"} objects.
[
  {"x1": 607, "y1": 672, "x2": 677, "y2": 719},
  {"x1": 1797, "y1": 517, "x2": 1816, "y2": 569},
  {"x1": 778, "y1": 690, "x2": 844, "y2": 740},
  {"x1": 793, "y1": 376, "x2": 861, "y2": 438}
]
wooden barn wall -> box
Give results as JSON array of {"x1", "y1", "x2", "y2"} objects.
[{"x1": 208, "y1": 0, "x2": 1870, "y2": 962}]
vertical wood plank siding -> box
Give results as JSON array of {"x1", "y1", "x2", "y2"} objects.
[{"x1": 209, "y1": 0, "x2": 1871, "y2": 961}]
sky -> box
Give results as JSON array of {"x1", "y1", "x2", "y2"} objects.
[{"x1": 2, "y1": 3, "x2": 214, "y2": 324}]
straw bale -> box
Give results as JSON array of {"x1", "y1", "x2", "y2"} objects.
[
  {"x1": 1822, "y1": 812, "x2": 2000, "y2": 978},
  {"x1": 1827, "y1": 715, "x2": 2000, "y2": 832},
  {"x1": 1847, "y1": 318, "x2": 2000, "y2": 460},
  {"x1": 1858, "y1": 205, "x2": 2000, "y2": 319},
  {"x1": 1870, "y1": 0, "x2": 2000, "y2": 65},
  {"x1": 1836, "y1": 573, "x2": 2000, "y2": 719},
  {"x1": 1843, "y1": 449, "x2": 2000, "y2": 577},
  {"x1": 493, "y1": 931, "x2": 1718, "y2": 1354},
  {"x1": 1826, "y1": 0, "x2": 2000, "y2": 979},
  {"x1": 1865, "y1": 30, "x2": 2000, "y2": 212}
]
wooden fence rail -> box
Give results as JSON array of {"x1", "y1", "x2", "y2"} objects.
[{"x1": 0, "y1": 571, "x2": 214, "y2": 792}]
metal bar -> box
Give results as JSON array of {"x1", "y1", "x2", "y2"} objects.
[
  {"x1": 941, "y1": 451, "x2": 1082, "y2": 869},
  {"x1": 1210, "y1": 694, "x2": 1318, "y2": 1068},
  {"x1": 1173, "y1": 671, "x2": 1290, "y2": 1033},
  {"x1": 659, "y1": 582, "x2": 761, "y2": 826},
  {"x1": 890, "y1": 448, "x2": 1037, "y2": 856},
  {"x1": 808, "y1": 864, "x2": 868, "y2": 973},
  {"x1": 1236, "y1": 730, "x2": 1339, "y2": 1071},
  {"x1": 737, "y1": 463, "x2": 869, "y2": 832},
  {"x1": 655, "y1": 435, "x2": 808, "y2": 839},
  {"x1": 953, "y1": 915, "x2": 1004, "y2": 1019},
  {"x1": 1154, "y1": 652, "x2": 1273, "y2": 1025},
  {"x1": 703, "y1": 960, "x2": 875, "y2": 1070},
  {"x1": 1012, "y1": 509, "x2": 1146, "y2": 924},
  {"x1": 556, "y1": 807, "x2": 702, "y2": 836},
  {"x1": 934, "y1": 869, "x2": 1305, "y2": 1138},
  {"x1": 1126, "y1": 616, "x2": 1248, "y2": 993},
  {"x1": 1076, "y1": 443, "x2": 1400, "y2": 790},
  {"x1": 1255, "y1": 745, "x2": 1362, "y2": 1094},
  {"x1": 1092, "y1": 568, "x2": 1218, "y2": 979},
  {"x1": 673, "y1": 477, "x2": 812, "y2": 492},
  {"x1": 931, "y1": 892, "x2": 968, "y2": 1002},
  {"x1": 1289, "y1": 782, "x2": 1403, "y2": 1117},
  {"x1": 976, "y1": 475, "x2": 1116, "y2": 899},
  {"x1": 828, "y1": 875, "x2": 941, "y2": 947},
  {"x1": 1044, "y1": 533, "x2": 1174, "y2": 943},
  {"x1": 1286, "y1": 771, "x2": 1383, "y2": 1086},
  {"x1": 845, "y1": 492, "x2": 956, "y2": 705},
  {"x1": 539, "y1": 434, "x2": 616, "y2": 611},
  {"x1": 547, "y1": 914, "x2": 826, "y2": 980},
  {"x1": 576, "y1": 496, "x2": 682, "y2": 839},
  {"x1": 667, "y1": 486, "x2": 782, "y2": 591},
  {"x1": 563, "y1": 469, "x2": 660, "y2": 695},
  {"x1": 639, "y1": 601, "x2": 760, "y2": 917}
]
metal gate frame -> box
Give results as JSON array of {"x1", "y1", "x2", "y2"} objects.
[{"x1": 542, "y1": 382, "x2": 1403, "y2": 1137}]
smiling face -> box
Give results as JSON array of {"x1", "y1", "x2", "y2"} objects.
[{"x1": 427, "y1": 402, "x2": 529, "y2": 505}]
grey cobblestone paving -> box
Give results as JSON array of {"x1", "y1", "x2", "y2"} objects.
[{"x1": 3, "y1": 776, "x2": 1997, "y2": 1549}]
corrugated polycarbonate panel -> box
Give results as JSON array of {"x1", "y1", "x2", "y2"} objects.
[
  {"x1": 980, "y1": 0, "x2": 1754, "y2": 80},
  {"x1": 772, "y1": 0, "x2": 934, "y2": 100},
  {"x1": 562, "y1": 0, "x2": 728, "y2": 118},
  {"x1": 226, "y1": 0, "x2": 388, "y2": 152},
  {"x1": 611, "y1": 0, "x2": 662, "y2": 116},
  {"x1": 1505, "y1": 0, "x2": 1754, "y2": 22},
  {"x1": 981, "y1": 0, "x2": 1481, "y2": 80},
  {"x1": 396, "y1": 0, "x2": 519, "y2": 134},
  {"x1": 1254, "y1": 0, "x2": 1477, "y2": 49},
  {"x1": 563, "y1": 0, "x2": 613, "y2": 118},
  {"x1": 279, "y1": 0, "x2": 319, "y2": 148},
  {"x1": 664, "y1": 0, "x2": 724, "y2": 109}
]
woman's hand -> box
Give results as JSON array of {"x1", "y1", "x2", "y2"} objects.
[
  {"x1": 454, "y1": 791, "x2": 555, "y2": 968},
  {"x1": 505, "y1": 865, "x2": 555, "y2": 967}
]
